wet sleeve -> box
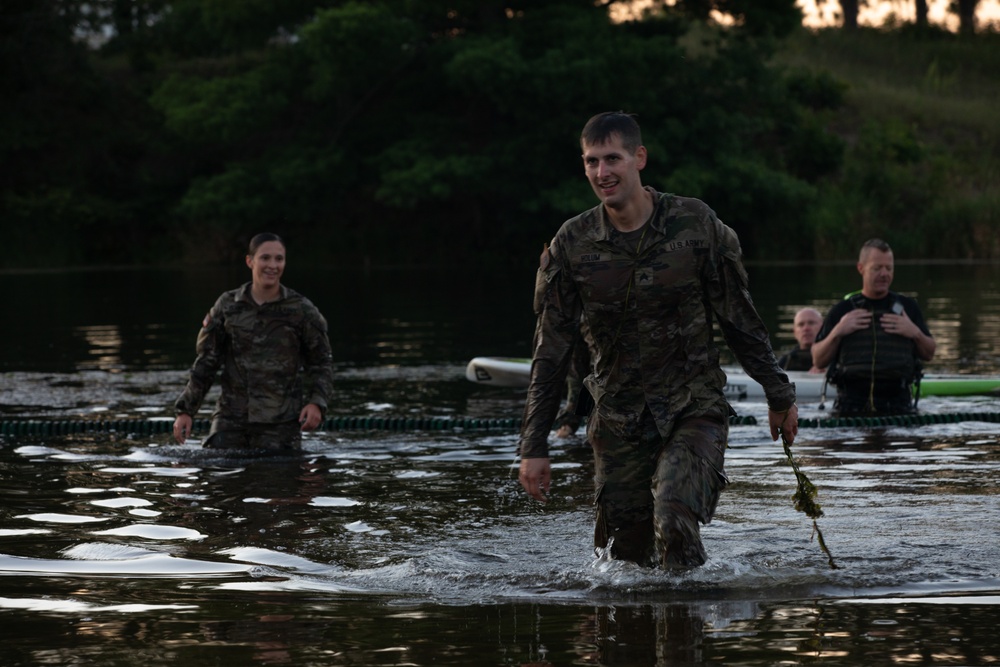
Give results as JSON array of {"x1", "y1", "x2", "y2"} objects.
[
  {"x1": 301, "y1": 306, "x2": 335, "y2": 414},
  {"x1": 518, "y1": 240, "x2": 583, "y2": 458},
  {"x1": 174, "y1": 298, "x2": 227, "y2": 416},
  {"x1": 707, "y1": 219, "x2": 796, "y2": 411},
  {"x1": 552, "y1": 337, "x2": 591, "y2": 430}
]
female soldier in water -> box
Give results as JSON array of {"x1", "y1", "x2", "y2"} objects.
[{"x1": 172, "y1": 233, "x2": 334, "y2": 450}]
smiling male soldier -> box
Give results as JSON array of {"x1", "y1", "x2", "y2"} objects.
[{"x1": 517, "y1": 112, "x2": 798, "y2": 568}]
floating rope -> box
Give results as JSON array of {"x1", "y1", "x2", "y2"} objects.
[
  {"x1": 797, "y1": 412, "x2": 1000, "y2": 428},
  {"x1": 780, "y1": 428, "x2": 838, "y2": 570},
  {"x1": 0, "y1": 416, "x2": 520, "y2": 437},
  {"x1": 4, "y1": 412, "x2": 1000, "y2": 437}
]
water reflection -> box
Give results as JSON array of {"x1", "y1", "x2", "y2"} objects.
[
  {"x1": 3, "y1": 264, "x2": 1000, "y2": 665},
  {"x1": 4, "y1": 264, "x2": 1000, "y2": 375},
  {"x1": 5, "y1": 594, "x2": 998, "y2": 666},
  {"x1": 75, "y1": 324, "x2": 122, "y2": 370}
]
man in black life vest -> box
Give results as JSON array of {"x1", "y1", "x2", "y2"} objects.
[{"x1": 811, "y1": 238, "x2": 936, "y2": 416}]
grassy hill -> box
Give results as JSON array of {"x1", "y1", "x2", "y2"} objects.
[{"x1": 772, "y1": 27, "x2": 1000, "y2": 260}]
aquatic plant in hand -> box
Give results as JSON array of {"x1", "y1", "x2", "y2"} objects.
[{"x1": 780, "y1": 429, "x2": 838, "y2": 570}]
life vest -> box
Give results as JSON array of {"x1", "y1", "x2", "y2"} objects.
[
  {"x1": 833, "y1": 294, "x2": 918, "y2": 384},
  {"x1": 779, "y1": 347, "x2": 813, "y2": 372}
]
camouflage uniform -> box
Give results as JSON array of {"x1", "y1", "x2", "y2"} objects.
[
  {"x1": 174, "y1": 283, "x2": 334, "y2": 451},
  {"x1": 520, "y1": 188, "x2": 795, "y2": 567},
  {"x1": 552, "y1": 318, "x2": 596, "y2": 435}
]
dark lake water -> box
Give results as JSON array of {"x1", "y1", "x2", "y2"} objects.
[{"x1": 2, "y1": 263, "x2": 1000, "y2": 666}]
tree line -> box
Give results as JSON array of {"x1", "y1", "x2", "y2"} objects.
[
  {"x1": 836, "y1": 0, "x2": 982, "y2": 32},
  {"x1": 3, "y1": 0, "x2": 997, "y2": 269}
]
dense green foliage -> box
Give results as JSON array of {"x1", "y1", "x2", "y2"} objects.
[
  {"x1": 2, "y1": 0, "x2": 997, "y2": 268},
  {"x1": 776, "y1": 26, "x2": 1000, "y2": 260}
]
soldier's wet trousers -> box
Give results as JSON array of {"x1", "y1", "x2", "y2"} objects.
[
  {"x1": 590, "y1": 405, "x2": 729, "y2": 568},
  {"x1": 205, "y1": 419, "x2": 302, "y2": 451}
]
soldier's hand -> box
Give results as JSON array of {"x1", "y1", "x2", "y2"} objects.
[
  {"x1": 769, "y1": 403, "x2": 798, "y2": 444},
  {"x1": 299, "y1": 403, "x2": 323, "y2": 431},
  {"x1": 519, "y1": 457, "x2": 551, "y2": 503},
  {"x1": 173, "y1": 414, "x2": 192, "y2": 445}
]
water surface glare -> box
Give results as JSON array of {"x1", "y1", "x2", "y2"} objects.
[{"x1": 2, "y1": 421, "x2": 1000, "y2": 665}]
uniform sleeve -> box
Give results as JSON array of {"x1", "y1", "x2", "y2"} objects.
[
  {"x1": 301, "y1": 305, "x2": 335, "y2": 414},
  {"x1": 174, "y1": 297, "x2": 228, "y2": 416},
  {"x1": 552, "y1": 335, "x2": 591, "y2": 430},
  {"x1": 518, "y1": 239, "x2": 583, "y2": 458},
  {"x1": 707, "y1": 218, "x2": 796, "y2": 411}
]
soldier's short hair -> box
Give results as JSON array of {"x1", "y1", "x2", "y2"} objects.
[
  {"x1": 248, "y1": 232, "x2": 285, "y2": 257},
  {"x1": 581, "y1": 111, "x2": 642, "y2": 154}
]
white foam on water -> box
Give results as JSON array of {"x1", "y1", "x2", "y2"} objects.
[
  {"x1": 16, "y1": 513, "x2": 107, "y2": 524},
  {"x1": 0, "y1": 596, "x2": 199, "y2": 613},
  {"x1": 99, "y1": 466, "x2": 202, "y2": 477},
  {"x1": 90, "y1": 497, "x2": 154, "y2": 508},
  {"x1": 218, "y1": 546, "x2": 336, "y2": 573},
  {"x1": 0, "y1": 552, "x2": 250, "y2": 576},
  {"x1": 309, "y1": 496, "x2": 361, "y2": 507},
  {"x1": 91, "y1": 525, "x2": 205, "y2": 540}
]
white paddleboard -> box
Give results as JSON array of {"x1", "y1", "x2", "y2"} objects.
[{"x1": 464, "y1": 356, "x2": 1000, "y2": 401}]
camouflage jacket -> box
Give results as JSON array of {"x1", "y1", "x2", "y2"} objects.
[
  {"x1": 174, "y1": 283, "x2": 334, "y2": 425},
  {"x1": 519, "y1": 188, "x2": 795, "y2": 458}
]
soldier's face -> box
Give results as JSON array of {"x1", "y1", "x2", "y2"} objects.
[
  {"x1": 582, "y1": 134, "x2": 646, "y2": 211},
  {"x1": 858, "y1": 248, "x2": 894, "y2": 299},
  {"x1": 246, "y1": 241, "x2": 286, "y2": 290}
]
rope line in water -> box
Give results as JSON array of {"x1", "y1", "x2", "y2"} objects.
[
  {"x1": 796, "y1": 412, "x2": 1000, "y2": 428},
  {"x1": 3, "y1": 413, "x2": 1000, "y2": 436},
  {"x1": 0, "y1": 416, "x2": 523, "y2": 437}
]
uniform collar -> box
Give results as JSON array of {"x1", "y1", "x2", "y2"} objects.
[
  {"x1": 583, "y1": 187, "x2": 669, "y2": 243},
  {"x1": 236, "y1": 282, "x2": 288, "y2": 305}
]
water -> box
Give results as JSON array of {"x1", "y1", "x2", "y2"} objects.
[{"x1": 2, "y1": 264, "x2": 1000, "y2": 666}]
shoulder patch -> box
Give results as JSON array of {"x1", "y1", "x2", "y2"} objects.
[{"x1": 539, "y1": 243, "x2": 551, "y2": 270}]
